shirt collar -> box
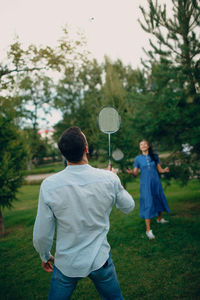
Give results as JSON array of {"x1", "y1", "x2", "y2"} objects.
[{"x1": 65, "y1": 164, "x2": 91, "y2": 171}]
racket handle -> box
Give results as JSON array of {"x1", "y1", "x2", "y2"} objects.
[{"x1": 108, "y1": 160, "x2": 112, "y2": 171}]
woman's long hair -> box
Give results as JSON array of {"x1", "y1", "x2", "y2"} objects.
[
  {"x1": 149, "y1": 145, "x2": 158, "y2": 163},
  {"x1": 141, "y1": 140, "x2": 158, "y2": 163}
]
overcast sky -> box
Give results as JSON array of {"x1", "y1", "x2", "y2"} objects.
[
  {"x1": 0, "y1": 0, "x2": 157, "y2": 68},
  {"x1": 0, "y1": 0, "x2": 169, "y2": 127}
]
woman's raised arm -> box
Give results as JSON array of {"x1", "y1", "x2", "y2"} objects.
[{"x1": 157, "y1": 164, "x2": 170, "y2": 174}]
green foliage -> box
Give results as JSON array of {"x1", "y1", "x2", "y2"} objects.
[
  {"x1": 161, "y1": 151, "x2": 199, "y2": 186},
  {"x1": 1, "y1": 13, "x2": 199, "y2": 188},
  {"x1": 136, "y1": 0, "x2": 200, "y2": 183},
  {"x1": 0, "y1": 27, "x2": 88, "y2": 129},
  {"x1": 24, "y1": 128, "x2": 48, "y2": 165},
  {"x1": 19, "y1": 73, "x2": 54, "y2": 129},
  {"x1": 0, "y1": 97, "x2": 28, "y2": 209},
  {"x1": 54, "y1": 57, "x2": 145, "y2": 187},
  {"x1": 0, "y1": 39, "x2": 55, "y2": 91},
  {"x1": 54, "y1": 58, "x2": 104, "y2": 154}
]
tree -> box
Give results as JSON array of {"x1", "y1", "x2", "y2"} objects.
[
  {"x1": 0, "y1": 38, "x2": 61, "y2": 90},
  {"x1": 54, "y1": 58, "x2": 103, "y2": 156},
  {"x1": 101, "y1": 58, "x2": 145, "y2": 187},
  {"x1": 53, "y1": 55, "x2": 148, "y2": 187},
  {"x1": 19, "y1": 73, "x2": 54, "y2": 130},
  {"x1": 24, "y1": 128, "x2": 51, "y2": 167},
  {"x1": 136, "y1": 0, "x2": 200, "y2": 182},
  {"x1": 0, "y1": 97, "x2": 28, "y2": 237},
  {"x1": 0, "y1": 27, "x2": 89, "y2": 162},
  {"x1": 139, "y1": 0, "x2": 200, "y2": 101}
]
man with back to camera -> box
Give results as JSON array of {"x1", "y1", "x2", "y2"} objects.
[{"x1": 33, "y1": 126, "x2": 135, "y2": 300}]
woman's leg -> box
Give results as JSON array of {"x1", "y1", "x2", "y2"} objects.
[
  {"x1": 157, "y1": 212, "x2": 169, "y2": 223},
  {"x1": 145, "y1": 219, "x2": 151, "y2": 231},
  {"x1": 157, "y1": 212, "x2": 162, "y2": 221},
  {"x1": 145, "y1": 219, "x2": 155, "y2": 239}
]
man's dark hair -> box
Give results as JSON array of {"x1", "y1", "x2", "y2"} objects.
[{"x1": 58, "y1": 127, "x2": 86, "y2": 163}]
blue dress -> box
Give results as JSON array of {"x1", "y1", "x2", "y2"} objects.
[{"x1": 133, "y1": 154, "x2": 170, "y2": 219}]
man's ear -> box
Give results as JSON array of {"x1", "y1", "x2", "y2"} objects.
[{"x1": 85, "y1": 145, "x2": 89, "y2": 154}]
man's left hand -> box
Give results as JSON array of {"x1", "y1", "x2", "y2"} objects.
[{"x1": 42, "y1": 255, "x2": 54, "y2": 273}]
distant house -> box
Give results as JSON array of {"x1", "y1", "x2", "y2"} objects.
[
  {"x1": 38, "y1": 128, "x2": 57, "y2": 148},
  {"x1": 38, "y1": 128, "x2": 54, "y2": 141}
]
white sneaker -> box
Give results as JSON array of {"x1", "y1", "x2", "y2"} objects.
[
  {"x1": 157, "y1": 218, "x2": 169, "y2": 224},
  {"x1": 146, "y1": 230, "x2": 155, "y2": 239}
]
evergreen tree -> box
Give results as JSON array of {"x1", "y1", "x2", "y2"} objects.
[
  {"x1": 137, "y1": 0, "x2": 200, "y2": 182},
  {"x1": 0, "y1": 97, "x2": 28, "y2": 236},
  {"x1": 139, "y1": 0, "x2": 200, "y2": 102}
]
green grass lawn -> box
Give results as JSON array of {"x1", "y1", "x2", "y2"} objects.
[
  {"x1": 23, "y1": 162, "x2": 65, "y2": 176},
  {"x1": 23, "y1": 159, "x2": 109, "y2": 176},
  {"x1": 0, "y1": 179, "x2": 200, "y2": 300}
]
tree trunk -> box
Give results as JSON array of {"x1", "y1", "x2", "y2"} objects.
[
  {"x1": 27, "y1": 159, "x2": 33, "y2": 170},
  {"x1": 0, "y1": 208, "x2": 5, "y2": 237}
]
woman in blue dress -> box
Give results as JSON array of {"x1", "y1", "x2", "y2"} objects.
[{"x1": 127, "y1": 140, "x2": 170, "y2": 239}]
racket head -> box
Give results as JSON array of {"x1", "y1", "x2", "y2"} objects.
[{"x1": 98, "y1": 106, "x2": 121, "y2": 134}]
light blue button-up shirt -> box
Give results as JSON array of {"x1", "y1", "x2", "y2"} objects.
[{"x1": 33, "y1": 164, "x2": 135, "y2": 277}]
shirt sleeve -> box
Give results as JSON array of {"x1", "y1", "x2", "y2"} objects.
[
  {"x1": 154, "y1": 154, "x2": 160, "y2": 165},
  {"x1": 133, "y1": 156, "x2": 140, "y2": 168},
  {"x1": 114, "y1": 175, "x2": 135, "y2": 214},
  {"x1": 33, "y1": 183, "x2": 55, "y2": 262}
]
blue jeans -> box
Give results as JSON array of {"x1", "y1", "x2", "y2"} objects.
[{"x1": 48, "y1": 255, "x2": 124, "y2": 300}]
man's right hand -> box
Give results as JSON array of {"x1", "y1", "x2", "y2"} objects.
[
  {"x1": 107, "y1": 165, "x2": 118, "y2": 174},
  {"x1": 41, "y1": 255, "x2": 54, "y2": 273}
]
